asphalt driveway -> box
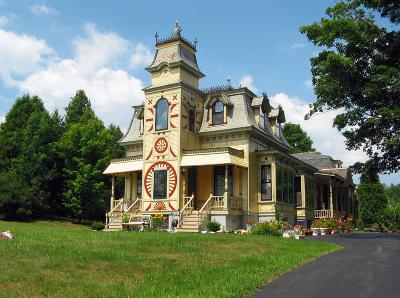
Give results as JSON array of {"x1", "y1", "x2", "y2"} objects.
[{"x1": 251, "y1": 233, "x2": 400, "y2": 298}]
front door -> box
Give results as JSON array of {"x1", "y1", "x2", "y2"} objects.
[{"x1": 187, "y1": 167, "x2": 197, "y2": 209}]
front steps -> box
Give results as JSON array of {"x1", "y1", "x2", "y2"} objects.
[{"x1": 176, "y1": 211, "x2": 201, "y2": 233}]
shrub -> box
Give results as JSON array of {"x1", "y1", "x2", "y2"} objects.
[
  {"x1": 206, "y1": 221, "x2": 221, "y2": 232},
  {"x1": 91, "y1": 221, "x2": 105, "y2": 231},
  {"x1": 381, "y1": 206, "x2": 400, "y2": 232},
  {"x1": 151, "y1": 214, "x2": 167, "y2": 231},
  {"x1": 324, "y1": 219, "x2": 337, "y2": 229},
  {"x1": 311, "y1": 219, "x2": 325, "y2": 228},
  {"x1": 249, "y1": 220, "x2": 284, "y2": 236}
]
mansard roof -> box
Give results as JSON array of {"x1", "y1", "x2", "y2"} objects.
[
  {"x1": 119, "y1": 105, "x2": 143, "y2": 145},
  {"x1": 291, "y1": 152, "x2": 338, "y2": 169}
]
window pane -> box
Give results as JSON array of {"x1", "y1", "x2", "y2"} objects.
[
  {"x1": 137, "y1": 172, "x2": 142, "y2": 197},
  {"x1": 188, "y1": 107, "x2": 195, "y2": 132},
  {"x1": 212, "y1": 100, "x2": 224, "y2": 125},
  {"x1": 261, "y1": 165, "x2": 272, "y2": 201},
  {"x1": 155, "y1": 98, "x2": 168, "y2": 131},
  {"x1": 214, "y1": 100, "x2": 223, "y2": 113},
  {"x1": 153, "y1": 170, "x2": 167, "y2": 199}
]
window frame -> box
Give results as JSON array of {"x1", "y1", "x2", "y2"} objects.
[
  {"x1": 155, "y1": 98, "x2": 169, "y2": 131},
  {"x1": 188, "y1": 106, "x2": 195, "y2": 132},
  {"x1": 153, "y1": 169, "x2": 168, "y2": 200},
  {"x1": 260, "y1": 164, "x2": 272, "y2": 201},
  {"x1": 212, "y1": 100, "x2": 224, "y2": 125}
]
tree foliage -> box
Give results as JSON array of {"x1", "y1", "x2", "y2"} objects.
[
  {"x1": 300, "y1": 0, "x2": 400, "y2": 173},
  {"x1": 282, "y1": 123, "x2": 315, "y2": 154},
  {"x1": 384, "y1": 183, "x2": 400, "y2": 207},
  {"x1": 357, "y1": 164, "x2": 388, "y2": 226},
  {"x1": 0, "y1": 91, "x2": 124, "y2": 220}
]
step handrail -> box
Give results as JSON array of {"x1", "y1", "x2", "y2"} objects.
[
  {"x1": 179, "y1": 194, "x2": 194, "y2": 227},
  {"x1": 197, "y1": 193, "x2": 214, "y2": 224},
  {"x1": 108, "y1": 198, "x2": 123, "y2": 215},
  {"x1": 124, "y1": 197, "x2": 142, "y2": 215}
]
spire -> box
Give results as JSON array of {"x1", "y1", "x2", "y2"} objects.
[{"x1": 172, "y1": 19, "x2": 181, "y2": 38}]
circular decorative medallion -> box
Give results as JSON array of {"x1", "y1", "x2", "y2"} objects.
[
  {"x1": 144, "y1": 161, "x2": 177, "y2": 198},
  {"x1": 154, "y1": 137, "x2": 168, "y2": 153}
]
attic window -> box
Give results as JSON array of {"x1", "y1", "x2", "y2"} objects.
[
  {"x1": 212, "y1": 100, "x2": 224, "y2": 125},
  {"x1": 155, "y1": 98, "x2": 168, "y2": 131}
]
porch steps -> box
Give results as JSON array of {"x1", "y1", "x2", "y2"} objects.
[{"x1": 176, "y1": 212, "x2": 201, "y2": 233}]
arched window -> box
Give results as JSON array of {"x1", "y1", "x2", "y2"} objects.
[
  {"x1": 212, "y1": 100, "x2": 224, "y2": 125},
  {"x1": 155, "y1": 98, "x2": 168, "y2": 131}
]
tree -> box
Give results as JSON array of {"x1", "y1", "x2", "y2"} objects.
[
  {"x1": 0, "y1": 95, "x2": 63, "y2": 219},
  {"x1": 357, "y1": 163, "x2": 388, "y2": 226},
  {"x1": 384, "y1": 183, "x2": 400, "y2": 207},
  {"x1": 282, "y1": 123, "x2": 315, "y2": 153},
  {"x1": 300, "y1": 0, "x2": 400, "y2": 173},
  {"x1": 64, "y1": 90, "x2": 94, "y2": 127},
  {"x1": 58, "y1": 91, "x2": 124, "y2": 220}
]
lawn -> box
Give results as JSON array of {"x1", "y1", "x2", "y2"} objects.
[{"x1": 0, "y1": 220, "x2": 340, "y2": 297}]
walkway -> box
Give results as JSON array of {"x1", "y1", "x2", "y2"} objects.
[{"x1": 252, "y1": 233, "x2": 400, "y2": 298}]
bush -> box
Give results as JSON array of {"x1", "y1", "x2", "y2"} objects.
[
  {"x1": 91, "y1": 221, "x2": 105, "y2": 231},
  {"x1": 206, "y1": 221, "x2": 221, "y2": 232},
  {"x1": 151, "y1": 214, "x2": 167, "y2": 231},
  {"x1": 381, "y1": 206, "x2": 400, "y2": 232},
  {"x1": 249, "y1": 220, "x2": 284, "y2": 236}
]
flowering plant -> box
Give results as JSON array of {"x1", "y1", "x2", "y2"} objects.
[{"x1": 151, "y1": 213, "x2": 167, "y2": 231}]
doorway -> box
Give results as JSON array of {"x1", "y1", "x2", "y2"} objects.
[{"x1": 188, "y1": 167, "x2": 197, "y2": 209}]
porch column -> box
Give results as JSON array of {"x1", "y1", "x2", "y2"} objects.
[
  {"x1": 239, "y1": 167, "x2": 243, "y2": 209},
  {"x1": 329, "y1": 178, "x2": 334, "y2": 218},
  {"x1": 111, "y1": 176, "x2": 115, "y2": 210},
  {"x1": 182, "y1": 168, "x2": 187, "y2": 209},
  {"x1": 224, "y1": 165, "x2": 229, "y2": 209}
]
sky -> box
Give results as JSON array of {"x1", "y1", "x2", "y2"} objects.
[{"x1": 0, "y1": 0, "x2": 398, "y2": 184}]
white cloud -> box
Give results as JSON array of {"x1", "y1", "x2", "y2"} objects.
[
  {"x1": 270, "y1": 93, "x2": 368, "y2": 167},
  {"x1": 130, "y1": 43, "x2": 153, "y2": 69},
  {"x1": 16, "y1": 23, "x2": 145, "y2": 128},
  {"x1": 304, "y1": 79, "x2": 313, "y2": 89},
  {"x1": 31, "y1": 4, "x2": 58, "y2": 16},
  {"x1": 290, "y1": 43, "x2": 306, "y2": 49},
  {"x1": 0, "y1": 28, "x2": 55, "y2": 85},
  {"x1": 0, "y1": 115, "x2": 5, "y2": 124},
  {"x1": 0, "y1": 15, "x2": 11, "y2": 27},
  {"x1": 239, "y1": 74, "x2": 258, "y2": 94}
]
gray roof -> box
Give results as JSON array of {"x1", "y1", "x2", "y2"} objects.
[
  {"x1": 147, "y1": 43, "x2": 202, "y2": 76},
  {"x1": 291, "y1": 152, "x2": 337, "y2": 170},
  {"x1": 119, "y1": 106, "x2": 143, "y2": 144}
]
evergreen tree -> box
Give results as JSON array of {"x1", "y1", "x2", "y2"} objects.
[
  {"x1": 0, "y1": 95, "x2": 63, "y2": 219},
  {"x1": 357, "y1": 163, "x2": 388, "y2": 226},
  {"x1": 282, "y1": 123, "x2": 315, "y2": 154},
  {"x1": 64, "y1": 90, "x2": 94, "y2": 127}
]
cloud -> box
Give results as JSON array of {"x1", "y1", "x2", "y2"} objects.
[
  {"x1": 239, "y1": 74, "x2": 258, "y2": 94},
  {"x1": 270, "y1": 93, "x2": 368, "y2": 167},
  {"x1": 129, "y1": 43, "x2": 153, "y2": 69},
  {"x1": 0, "y1": 14, "x2": 12, "y2": 27},
  {"x1": 290, "y1": 43, "x2": 306, "y2": 49},
  {"x1": 15, "y1": 23, "x2": 145, "y2": 128},
  {"x1": 31, "y1": 4, "x2": 58, "y2": 16},
  {"x1": 0, "y1": 28, "x2": 55, "y2": 85}
]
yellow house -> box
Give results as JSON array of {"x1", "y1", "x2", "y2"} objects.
[{"x1": 103, "y1": 22, "x2": 355, "y2": 231}]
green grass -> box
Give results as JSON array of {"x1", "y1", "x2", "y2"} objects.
[{"x1": 0, "y1": 220, "x2": 341, "y2": 297}]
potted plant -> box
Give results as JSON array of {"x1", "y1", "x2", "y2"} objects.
[{"x1": 311, "y1": 219, "x2": 324, "y2": 236}]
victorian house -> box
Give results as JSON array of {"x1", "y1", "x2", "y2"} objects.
[{"x1": 103, "y1": 22, "x2": 355, "y2": 231}]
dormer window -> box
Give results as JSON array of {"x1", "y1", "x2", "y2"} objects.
[
  {"x1": 259, "y1": 107, "x2": 266, "y2": 129},
  {"x1": 155, "y1": 98, "x2": 168, "y2": 131},
  {"x1": 188, "y1": 106, "x2": 195, "y2": 132},
  {"x1": 212, "y1": 100, "x2": 224, "y2": 125}
]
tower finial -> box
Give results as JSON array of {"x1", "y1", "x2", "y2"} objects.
[{"x1": 173, "y1": 18, "x2": 181, "y2": 37}]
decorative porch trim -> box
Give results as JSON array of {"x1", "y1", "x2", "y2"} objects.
[
  {"x1": 181, "y1": 147, "x2": 247, "y2": 167},
  {"x1": 103, "y1": 156, "x2": 143, "y2": 175}
]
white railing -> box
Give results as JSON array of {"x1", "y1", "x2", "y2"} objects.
[
  {"x1": 228, "y1": 195, "x2": 242, "y2": 209},
  {"x1": 212, "y1": 196, "x2": 224, "y2": 208},
  {"x1": 106, "y1": 198, "x2": 124, "y2": 226},
  {"x1": 124, "y1": 197, "x2": 142, "y2": 215},
  {"x1": 197, "y1": 194, "x2": 225, "y2": 225},
  {"x1": 314, "y1": 209, "x2": 331, "y2": 219},
  {"x1": 179, "y1": 194, "x2": 195, "y2": 227}
]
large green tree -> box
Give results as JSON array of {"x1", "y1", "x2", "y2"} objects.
[
  {"x1": 357, "y1": 163, "x2": 388, "y2": 226},
  {"x1": 0, "y1": 95, "x2": 63, "y2": 219},
  {"x1": 58, "y1": 91, "x2": 123, "y2": 220},
  {"x1": 300, "y1": 0, "x2": 400, "y2": 173},
  {"x1": 282, "y1": 123, "x2": 315, "y2": 154}
]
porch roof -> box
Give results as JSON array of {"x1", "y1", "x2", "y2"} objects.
[
  {"x1": 181, "y1": 147, "x2": 247, "y2": 167},
  {"x1": 103, "y1": 156, "x2": 143, "y2": 175}
]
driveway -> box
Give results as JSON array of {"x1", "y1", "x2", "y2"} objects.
[{"x1": 251, "y1": 233, "x2": 400, "y2": 298}]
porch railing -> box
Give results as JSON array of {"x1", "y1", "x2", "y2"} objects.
[
  {"x1": 106, "y1": 198, "x2": 124, "y2": 226},
  {"x1": 123, "y1": 197, "x2": 142, "y2": 215},
  {"x1": 197, "y1": 194, "x2": 225, "y2": 225},
  {"x1": 228, "y1": 195, "x2": 242, "y2": 209},
  {"x1": 314, "y1": 209, "x2": 346, "y2": 219},
  {"x1": 179, "y1": 194, "x2": 195, "y2": 227}
]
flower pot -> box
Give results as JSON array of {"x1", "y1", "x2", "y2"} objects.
[
  {"x1": 311, "y1": 228, "x2": 319, "y2": 236},
  {"x1": 320, "y1": 228, "x2": 327, "y2": 235},
  {"x1": 282, "y1": 231, "x2": 291, "y2": 238}
]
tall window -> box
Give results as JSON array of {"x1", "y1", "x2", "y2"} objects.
[
  {"x1": 295, "y1": 176, "x2": 301, "y2": 206},
  {"x1": 259, "y1": 108, "x2": 266, "y2": 129},
  {"x1": 261, "y1": 165, "x2": 272, "y2": 201},
  {"x1": 155, "y1": 98, "x2": 168, "y2": 131},
  {"x1": 188, "y1": 106, "x2": 195, "y2": 132},
  {"x1": 212, "y1": 100, "x2": 224, "y2": 125},
  {"x1": 137, "y1": 172, "x2": 142, "y2": 197},
  {"x1": 153, "y1": 170, "x2": 167, "y2": 199},
  {"x1": 214, "y1": 166, "x2": 233, "y2": 196}
]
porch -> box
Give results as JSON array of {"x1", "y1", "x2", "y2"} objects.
[{"x1": 178, "y1": 147, "x2": 248, "y2": 231}]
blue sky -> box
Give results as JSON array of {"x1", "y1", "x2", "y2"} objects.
[{"x1": 0, "y1": 0, "x2": 398, "y2": 184}]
